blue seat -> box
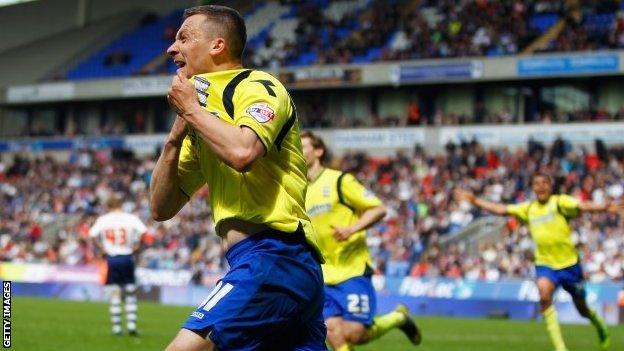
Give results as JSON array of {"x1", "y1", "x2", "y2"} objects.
[
  {"x1": 584, "y1": 13, "x2": 615, "y2": 33},
  {"x1": 529, "y1": 13, "x2": 559, "y2": 33},
  {"x1": 296, "y1": 52, "x2": 318, "y2": 66},
  {"x1": 67, "y1": 10, "x2": 184, "y2": 80}
]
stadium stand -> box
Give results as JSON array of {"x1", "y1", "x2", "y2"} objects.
[
  {"x1": 2, "y1": 138, "x2": 622, "y2": 284},
  {"x1": 1, "y1": 0, "x2": 623, "y2": 84},
  {"x1": 2, "y1": 2, "x2": 624, "y2": 348},
  {"x1": 0, "y1": 12, "x2": 145, "y2": 85},
  {"x1": 66, "y1": 10, "x2": 185, "y2": 80},
  {"x1": 0, "y1": 0, "x2": 198, "y2": 86},
  {"x1": 48, "y1": 0, "x2": 623, "y2": 81}
]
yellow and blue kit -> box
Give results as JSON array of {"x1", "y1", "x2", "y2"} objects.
[
  {"x1": 306, "y1": 168, "x2": 383, "y2": 325},
  {"x1": 179, "y1": 69, "x2": 326, "y2": 350},
  {"x1": 507, "y1": 194, "x2": 585, "y2": 298}
]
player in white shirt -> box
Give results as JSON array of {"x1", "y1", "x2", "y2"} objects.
[{"x1": 89, "y1": 194, "x2": 146, "y2": 336}]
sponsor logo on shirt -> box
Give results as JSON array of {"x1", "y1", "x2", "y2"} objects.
[
  {"x1": 308, "y1": 203, "x2": 332, "y2": 217},
  {"x1": 246, "y1": 103, "x2": 275, "y2": 123},
  {"x1": 529, "y1": 212, "x2": 555, "y2": 224}
]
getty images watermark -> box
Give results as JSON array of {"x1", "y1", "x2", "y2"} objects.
[{"x1": 3, "y1": 281, "x2": 10, "y2": 348}]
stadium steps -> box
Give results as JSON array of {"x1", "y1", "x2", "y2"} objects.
[
  {"x1": 41, "y1": 214, "x2": 81, "y2": 243},
  {"x1": 521, "y1": 0, "x2": 581, "y2": 54},
  {"x1": 520, "y1": 19, "x2": 566, "y2": 54},
  {"x1": 438, "y1": 217, "x2": 507, "y2": 256},
  {"x1": 0, "y1": 10, "x2": 144, "y2": 87}
]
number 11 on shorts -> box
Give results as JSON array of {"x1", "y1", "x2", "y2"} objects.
[{"x1": 199, "y1": 282, "x2": 234, "y2": 312}]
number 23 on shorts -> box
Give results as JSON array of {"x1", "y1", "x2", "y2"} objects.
[{"x1": 347, "y1": 294, "x2": 370, "y2": 314}]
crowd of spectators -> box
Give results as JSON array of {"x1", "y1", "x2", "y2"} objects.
[
  {"x1": 542, "y1": 0, "x2": 622, "y2": 53},
  {"x1": 245, "y1": 0, "x2": 624, "y2": 69},
  {"x1": 335, "y1": 138, "x2": 624, "y2": 282},
  {"x1": 1, "y1": 136, "x2": 623, "y2": 284},
  {"x1": 380, "y1": 0, "x2": 530, "y2": 61},
  {"x1": 0, "y1": 149, "x2": 224, "y2": 285}
]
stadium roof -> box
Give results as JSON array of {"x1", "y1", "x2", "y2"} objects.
[{"x1": 0, "y1": 0, "x2": 36, "y2": 7}]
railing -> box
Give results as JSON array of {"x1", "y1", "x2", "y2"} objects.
[{"x1": 3, "y1": 121, "x2": 624, "y2": 156}]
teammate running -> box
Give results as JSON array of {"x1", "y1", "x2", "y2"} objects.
[
  {"x1": 302, "y1": 131, "x2": 421, "y2": 351},
  {"x1": 455, "y1": 173, "x2": 618, "y2": 351}
]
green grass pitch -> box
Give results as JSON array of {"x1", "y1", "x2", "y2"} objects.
[{"x1": 11, "y1": 297, "x2": 622, "y2": 350}]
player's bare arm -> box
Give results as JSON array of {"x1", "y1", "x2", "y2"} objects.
[
  {"x1": 332, "y1": 205, "x2": 387, "y2": 241},
  {"x1": 578, "y1": 200, "x2": 624, "y2": 213},
  {"x1": 150, "y1": 116, "x2": 190, "y2": 221},
  {"x1": 167, "y1": 69, "x2": 265, "y2": 172},
  {"x1": 454, "y1": 188, "x2": 508, "y2": 215}
]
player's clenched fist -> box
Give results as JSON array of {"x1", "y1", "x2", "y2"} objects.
[{"x1": 167, "y1": 69, "x2": 199, "y2": 117}]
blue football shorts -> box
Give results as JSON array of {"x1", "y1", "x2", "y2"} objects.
[
  {"x1": 105, "y1": 254, "x2": 135, "y2": 285},
  {"x1": 323, "y1": 274, "x2": 377, "y2": 326},
  {"x1": 182, "y1": 229, "x2": 327, "y2": 351},
  {"x1": 535, "y1": 262, "x2": 586, "y2": 300}
]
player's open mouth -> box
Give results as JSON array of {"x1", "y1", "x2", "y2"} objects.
[{"x1": 174, "y1": 61, "x2": 186, "y2": 68}]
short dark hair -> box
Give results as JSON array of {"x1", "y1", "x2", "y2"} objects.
[
  {"x1": 530, "y1": 172, "x2": 552, "y2": 185},
  {"x1": 183, "y1": 5, "x2": 247, "y2": 61},
  {"x1": 301, "y1": 130, "x2": 330, "y2": 164}
]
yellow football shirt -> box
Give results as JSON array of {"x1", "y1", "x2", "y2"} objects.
[
  {"x1": 506, "y1": 194, "x2": 580, "y2": 269},
  {"x1": 305, "y1": 168, "x2": 382, "y2": 285},
  {"x1": 177, "y1": 68, "x2": 320, "y2": 255}
]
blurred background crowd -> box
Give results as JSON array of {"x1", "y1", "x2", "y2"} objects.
[
  {"x1": 246, "y1": 0, "x2": 624, "y2": 68},
  {"x1": 2, "y1": 136, "x2": 623, "y2": 284}
]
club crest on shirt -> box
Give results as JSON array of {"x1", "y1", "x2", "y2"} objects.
[
  {"x1": 194, "y1": 77, "x2": 210, "y2": 107},
  {"x1": 246, "y1": 103, "x2": 275, "y2": 123}
]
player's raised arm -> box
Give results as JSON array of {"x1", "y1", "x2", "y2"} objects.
[
  {"x1": 577, "y1": 199, "x2": 623, "y2": 213},
  {"x1": 150, "y1": 116, "x2": 191, "y2": 221},
  {"x1": 454, "y1": 188, "x2": 509, "y2": 216},
  {"x1": 551, "y1": 193, "x2": 623, "y2": 217}
]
